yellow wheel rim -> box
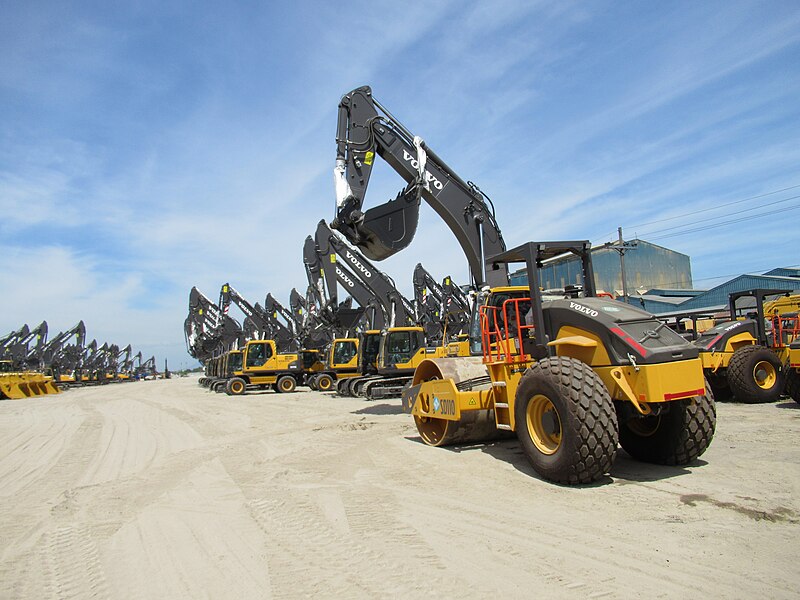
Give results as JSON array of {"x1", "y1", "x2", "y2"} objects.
[
  {"x1": 526, "y1": 394, "x2": 562, "y2": 455},
  {"x1": 319, "y1": 377, "x2": 332, "y2": 390},
  {"x1": 280, "y1": 379, "x2": 293, "y2": 392},
  {"x1": 753, "y1": 361, "x2": 777, "y2": 389},
  {"x1": 626, "y1": 415, "x2": 660, "y2": 437},
  {"x1": 231, "y1": 381, "x2": 244, "y2": 393}
]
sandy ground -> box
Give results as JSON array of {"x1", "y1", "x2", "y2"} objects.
[{"x1": 0, "y1": 375, "x2": 798, "y2": 599}]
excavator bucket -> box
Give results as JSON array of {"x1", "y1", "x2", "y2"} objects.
[
  {"x1": 335, "y1": 307, "x2": 366, "y2": 330},
  {"x1": 349, "y1": 191, "x2": 421, "y2": 261},
  {"x1": 0, "y1": 372, "x2": 62, "y2": 400}
]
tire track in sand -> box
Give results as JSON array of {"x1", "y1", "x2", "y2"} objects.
[{"x1": 40, "y1": 526, "x2": 109, "y2": 600}]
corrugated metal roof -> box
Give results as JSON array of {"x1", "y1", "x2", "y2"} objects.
[
  {"x1": 660, "y1": 275, "x2": 800, "y2": 313},
  {"x1": 763, "y1": 267, "x2": 800, "y2": 278},
  {"x1": 642, "y1": 288, "x2": 706, "y2": 297}
]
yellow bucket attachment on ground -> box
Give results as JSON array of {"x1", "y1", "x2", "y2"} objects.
[{"x1": 0, "y1": 372, "x2": 62, "y2": 399}]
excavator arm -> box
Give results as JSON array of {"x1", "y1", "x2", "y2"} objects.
[
  {"x1": 0, "y1": 324, "x2": 30, "y2": 360},
  {"x1": 42, "y1": 321, "x2": 86, "y2": 371},
  {"x1": 186, "y1": 287, "x2": 243, "y2": 362},
  {"x1": 220, "y1": 283, "x2": 273, "y2": 340},
  {"x1": 334, "y1": 85, "x2": 508, "y2": 287},
  {"x1": 20, "y1": 321, "x2": 49, "y2": 369},
  {"x1": 413, "y1": 264, "x2": 446, "y2": 343},
  {"x1": 441, "y1": 274, "x2": 471, "y2": 336},
  {"x1": 314, "y1": 219, "x2": 414, "y2": 328},
  {"x1": 264, "y1": 293, "x2": 300, "y2": 352},
  {"x1": 304, "y1": 231, "x2": 385, "y2": 331}
]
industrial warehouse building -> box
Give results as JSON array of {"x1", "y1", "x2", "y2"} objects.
[{"x1": 509, "y1": 239, "x2": 692, "y2": 295}]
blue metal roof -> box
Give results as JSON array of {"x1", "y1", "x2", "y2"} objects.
[
  {"x1": 763, "y1": 267, "x2": 800, "y2": 278},
  {"x1": 659, "y1": 275, "x2": 800, "y2": 313}
]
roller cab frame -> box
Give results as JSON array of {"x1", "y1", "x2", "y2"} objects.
[{"x1": 403, "y1": 241, "x2": 715, "y2": 485}]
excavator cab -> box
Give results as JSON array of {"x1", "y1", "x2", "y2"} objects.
[
  {"x1": 225, "y1": 351, "x2": 243, "y2": 376},
  {"x1": 245, "y1": 341, "x2": 272, "y2": 368},
  {"x1": 379, "y1": 327, "x2": 426, "y2": 372},
  {"x1": 331, "y1": 339, "x2": 358, "y2": 369},
  {"x1": 300, "y1": 349, "x2": 325, "y2": 373}
]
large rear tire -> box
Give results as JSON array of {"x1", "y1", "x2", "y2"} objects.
[
  {"x1": 514, "y1": 357, "x2": 618, "y2": 485},
  {"x1": 727, "y1": 345, "x2": 783, "y2": 403},
  {"x1": 226, "y1": 377, "x2": 246, "y2": 396},
  {"x1": 619, "y1": 381, "x2": 715, "y2": 465},
  {"x1": 276, "y1": 375, "x2": 297, "y2": 393},
  {"x1": 784, "y1": 361, "x2": 800, "y2": 403}
]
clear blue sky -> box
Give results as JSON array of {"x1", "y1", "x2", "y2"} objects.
[{"x1": 2, "y1": 1, "x2": 798, "y2": 368}]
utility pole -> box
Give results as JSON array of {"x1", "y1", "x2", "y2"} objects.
[{"x1": 605, "y1": 227, "x2": 637, "y2": 303}]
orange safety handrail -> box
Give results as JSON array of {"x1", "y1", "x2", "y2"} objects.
[
  {"x1": 480, "y1": 297, "x2": 535, "y2": 364},
  {"x1": 771, "y1": 314, "x2": 800, "y2": 348}
]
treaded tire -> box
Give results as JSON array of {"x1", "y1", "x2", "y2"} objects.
[
  {"x1": 277, "y1": 375, "x2": 296, "y2": 393},
  {"x1": 619, "y1": 380, "x2": 716, "y2": 465},
  {"x1": 226, "y1": 377, "x2": 246, "y2": 396},
  {"x1": 727, "y1": 345, "x2": 783, "y2": 403},
  {"x1": 514, "y1": 357, "x2": 618, "y2": 485},
  {"x1": 307, "y1": 375, "x2": 318, "y2": 391},
  {"x1": 316, "y1": 373, "x2": 334, "y2": 391},
  {"x1": 784, "y1": 361, "x2": 800, "y2": 403}
]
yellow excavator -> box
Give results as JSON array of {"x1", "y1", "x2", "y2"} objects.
[{"x1": 218, "y1": 339, "x2": 304, "y2": 395}]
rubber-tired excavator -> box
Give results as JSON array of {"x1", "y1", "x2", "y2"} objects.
[
  {"x1": 210, "y1": 284, "x2": 309, "y2": 395},
  {"x1": 332, "y1": 85, "x2": 716, "y2": 484}
]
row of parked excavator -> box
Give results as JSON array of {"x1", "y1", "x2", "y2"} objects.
[
  {"x1": 185, "y1": 243, "x2": 474, "y2": 401},
  {"x1": 185, "y1": 85, "x2": 799, "y2": 485},
  {"x1": 0, "y1": 319, "x2": 163, "y2": 400}
]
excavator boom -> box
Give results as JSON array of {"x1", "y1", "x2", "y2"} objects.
[{"x1": 334, "y1": 85, "x2": 507, "y2": 287}]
